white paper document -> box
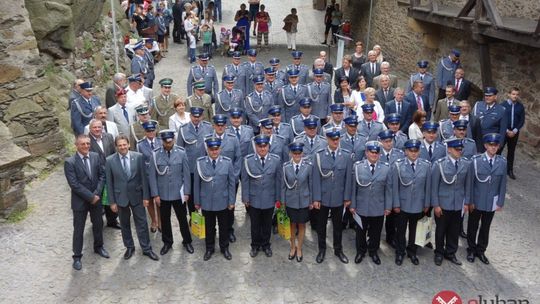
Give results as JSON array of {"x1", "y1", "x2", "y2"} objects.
[
  {"x1": 492, "y1": 195, "x2": 499, "y2": 211},
  {"x1": 353, "y1": 212, "x2": 363, "y2": 230}
]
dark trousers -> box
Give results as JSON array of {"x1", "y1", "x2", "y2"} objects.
[
  {"x1": 355, "y1": 215, "x2": 384, "y2": 255},
  {"x1": 172, "y1": 20, "x2": 182, "y2": 42},
  {"x1": 385, "y1": 211, "x2": 397, "y2": 243},
  {"x1": 104, "y1": 205, "x2": 118, "y2": 225},
  {"x1": 118, "y1": 203, "x2": 152, "y2": 252},
  {"x1": 317, "y1": 205, "x2": 343, "y2": 252},
  {"x1": 309, "y1": 208, "x2": 319, "y2": 230},
  {"x1": 330, "y1": 25, "x2": 339, "y2": 43},
  {"x1": 249, "y1": 207, "x2": 273, "y2": 250},
  {"x1": 395, "y1": 211, "x2": 423, "y2": 256},
  {"x1": 203, "y1": 209, "x2": 230, "y2": 251},
  {"x1": 187, "y1": 174, "x2": 196, "y2": 214},
  {"x1": 500, "y1": 132, "x2": 519, "y2": 171},
  {"x1": 228, "y1": 181, "x2": 239, "y2": 234},
  {"x1": 434, "y1": 209, "x2": 461, "y2": 257},
  {"x1": 72, "y1": 203, "x2": 104, "y2": 258},
  {"x1": 160, "y1": 199, "x2": 192, "y2": 245},
  {"x1": 467, "y1": 209, "x2": 495, "y2": 254}
]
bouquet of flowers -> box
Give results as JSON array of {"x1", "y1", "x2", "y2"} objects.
[{"x1": 275, "y1": 201, "x2": 290, "y2": 240}]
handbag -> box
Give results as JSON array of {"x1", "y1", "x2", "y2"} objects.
[
  {"x1": 415, "y1": 216, "x2": 433, "y2": 247},
  {"x1": 101, "y1": 184, "x2": 109, "y2": 206},
  {"x1": 191, "y1": 211, "x2": 206, "y2": 239}
]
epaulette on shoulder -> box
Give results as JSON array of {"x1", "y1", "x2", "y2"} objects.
[
  {"x1": 316, "y1": 135, "x2": 325, "y2": 139},
  {"x1": 268, "y1": 153, "x2": 280, "y2": 160},
  {"x1": 380, "y1": 161, "x2": 390, "y2": 167},
  {"x1": 137, "y1": 138, "x2": 145, "y2": 144},
  {"x1": 275, "y1": 134, "x2": 286, "y2": 140},
  {"x1": 315, "y1": 148, "x2": 326, "y2": 154},
  {"x1": 440, "y1": 119, "x2": 449, "y2": 123},
  {"x1": 435, "y1": 158, "x2": 446, "y2": 164},
  {"x1": 281, "y1": 122, "x2": 291, "y2": 126},
  {"x1": 225, "y1": 133, "x2": 236, "y2": 138},
  {"x1": 174, "y1": 145, "x2": 185, "y2": 151},
  {"x1": 472, "y1": 154, "x2": 482, "y2": 160},
  {"x1": 196, "y1": 156, "x2": 206, "y2": 161},
  {"x1": 294, "y1": 135, "x2": 304, "y2": 141},
  {"x1": 419, "y1": 158, "x2": 431, "y2": 164},
  {"x1": 395, "y1": 158, "x2": 405, "y2": 163},
  {"x1": 154, "y1": 146, "x2": 162, "y2": 152},
  {"x1": 245, "y1": 154, "x2": 255, "y2": 160},
  {"x1": 497, "y1": 155, "x2": 507, "y2": 161},
  {"x1": 221, "y1": 156, "x2": 231, "y2": 161},
  {"x1": 201, "y1": 121, "x2": 212, "y2": 125},
  {"x1": 341, "y1": 148, "x2": 352, "y2": 154},
  {"x1": 302, "y1": 158, "x2": 313, "y2": 165},
  {"x1": 464, "y1": 138, "x2": 476, "y2": 143},
  {"x1": 244, "y1": 125, "x2": 253, "y2": 130}
]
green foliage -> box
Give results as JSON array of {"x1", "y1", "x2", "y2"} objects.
[{"x1": 7, "y1": 204, "x2": 35, "y2": 223}]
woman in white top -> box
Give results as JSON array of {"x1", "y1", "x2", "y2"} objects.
[
  {"x1": 169, "y1": 96, "x2": 191, "y2": 134},
  {"x1": 408, "y1": 110, "x2": 427, "y2": 140},
  {"x1": 353, "y1": 87, "x2": 385, "y2": 123},
  {"x1": 349, "y1": 76, "x2": 368, "y2": 114}
]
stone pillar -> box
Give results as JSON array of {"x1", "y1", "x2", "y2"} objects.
[{"x1": 0, "y1": 122, "x2": 31, "y2": 218}]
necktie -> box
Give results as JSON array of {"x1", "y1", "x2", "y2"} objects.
[
  {"x1": 83, "y1": 156, "x2": 91, "y2": 176},
  {"x1": 367, "y1": 122, "x2": 371, "y2": 130},
  {"x1": 331, "y1": 151, "x2": 335, "y2": 160},
  {"x1": 122, "y1": 106, "x2": 129, "y2": 122},
  {"x1": 384, "y1": 89, "x2": 388, "y2": 100},
  {"x1": 456, "y1": 79, "x2": 460, "y2": 92},
  {"x1": 165, "y1": 95, "x2": 169, "y2": 103},
  {"x1": 448, "y1": 99, "x2": 452, "y2": 107},
  {"x1": 397, "y1": 102, "x2": 401, "y2": 114},
  {"x1": 386, "y1": 153, "x2": 390, "y2": 162},
  {"x1": 235, "y1": 127, "x2": 240, "y2": 140},
  {"x1": 228, "y1": 91, "x2": 232, "y2": 99},
  {"x1": 195, "y1": 124, "x2": 199, "y2": 133},
  {"x1": 511, "y1": 103, "x2": 515, "y2": 129},
  {"x1": 293, "y1": 87, "x2": 297, "y2": 95},
  {"x1": 310, "y1": 138, "x2": 314, "y2": 148},
  {"x1": 167, "y1": 150, "x2": 171, "y2": 158},
  {"x1": 351, "y1": 136, "x2": 355, "y2": 147},
  {"x1": 428, "y1": 145, "x2": 433, "y2": 159},
  {"x1": 416, "y1": 95, "x2": 422, "y2": 110},
  {"x1": 234, "y1": 66, "x2": 238, "y2": 73},
  {"x1": 370, "y1": 164, "x2": 375, "y2": 175},
  {"x1": 455, "y1": 160, "x2": 459, "y2": 171},
  {"x1": 317, "y1": 83, "x2": 321, "y2": 90},
  {"x1": 270, "y1": 82, "x2": 273, "y2": 90},
  {"x1": 489, "y1": 158, "x2": 493, "y2": 168},
  {"x1": 420, "y1": 74, "x2": 424, "y2": 81},
  {"x1": 258, "y1": 93, "x2": 262, "y2": 100},
  {"x1": 151, "y1": 141, "x2": 155, "y2": 150},
  {"x1": 295, "y1": 164, "x2": 299, "y2": 174},
  {"x1": 103, "y1": 122, "x2": 108, "y2": 133},
  {"x1": 122, "y1": 155, "x2": 130, "y2": 176},
  {"x1": 411, "y1": 162, "x2": 415, "y2": 173},
  {"x1": 261, "y1": 156, "x2": 265, "y2": 167},
  {"x1": 202, "y1": 67, "x2": 206, "y2": 74},
  {"x1": 371, "y1": 63, "x2": 375, "y2": 75},
  {"x1": 275, "y1": 127, "x2": 279, "y2": 134},
  {"x1": 212, "y1": 159, "x2": 216, "y2": 169}
]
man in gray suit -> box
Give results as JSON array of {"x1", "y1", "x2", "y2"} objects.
[
  {"x1": 194, "y1": 137, "x2": 236, "y2": 261},
  {"x1": 242, "y1": 134, "x2": 282, "y2": 258},
  {"x1": 374, "y1": 75, "x2": 395, "y2": 111},
  {"x1": 107, "y1": 89, "x2": 137, "y2": 137},
  {"x1": 391, "y1": 139, "x2": 431, "y2": 266},
  {"x1": 64, "y1": 134, "x2": 109, "y2": 270},
  {"x1": 360, "y1": 51, "x2": 381, "y2": 87},
  {"x1": 312, "y1": 129, "x2": 353, "y2": 264},
  {"x1": 148, "y1": 130, "x2": 193, "y2": 256},
  {"x1": 106, "y1": 135, "x2": 159, "y2": 261}
]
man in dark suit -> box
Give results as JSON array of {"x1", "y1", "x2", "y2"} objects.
[
  {"x1": 360, "y1": 50, "x2": 381, "y2": 87},
  {"x1": 171, "y1": 0, "x2": 184, "y2": 43},
  {"x1": 374, "y1": 75, "x2": 395, "y2": 110},
  {"x1": 499, "y1": 87, "x2": 525, "y2": 179},
  {"x1": 105, "y1": 73, "x2": 127, "y2": 109},
  {"x1": 447, "y1": 68, "x2": 471, "y2": 102},
  {"x1": 64, "y1": 134, "x2": 109, "y2": 270},
  {"x1": 334, "y1": 55, "x2": 359, "y2": 88},
  {"x1": 105, "y1": 135, "x2": 159, "y2": 261},
  {"x1": 404, "y1": 80, "x2": 431, "y2": 120},
  {"x1": 384, "y1": 88, "x2": 413, "y2": 133},
  {"x1": 88, "y1": 119, "x2": 120, "y2": 229},
  {"x1": 319, "y1": 50, "x2": 334, "y2": 81}
]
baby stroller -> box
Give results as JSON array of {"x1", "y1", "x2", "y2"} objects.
[
  {"x1": 230, "y1": 26, "x2": 246, "y2": 54},
  {"x1": 219, "y1": 27, "x2": 231, "y2": 56}
]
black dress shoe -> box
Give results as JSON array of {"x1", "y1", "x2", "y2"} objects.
[
  {"x1": 249, "y1": 248, "x2": 259, "y2": 258},
  {"x1": 288, "y1": 248, "x2": 297, "y2": 260},
  {"x1": 370, "y1": 253, "x2": 381, "y2": 265},
  {"x1": 460, "y1": 230, "x2": 468, "y2": 238},
  {"x1": 467, "y1": 251, "x2": 475, "y2": 263},
  {"x1": 222, "y1": 248, "x2": 232, "y2": 260},
  {"x1": 335, "y1": 251, "x2": 349, "y2": 264},
  {"x1": 160, "y1": 244, "x2": 172, "y2": 255},
  {"x1": 72, "y1": 258, "x2": 82, "y2": 270},
  {"x1": 395, "y1": 255, "x2": 404, "y2": 266},
  {"x1": 434, "y1": 255, "x2": 443, "y2": 266},
  {"x1": 508, "y1": 170, "x2": 516, "y2": 180},
  {"x1": 407, "y1": 254, "x2": 419, "y2": 265},
  {"x1": 124, "y1": 247, "x2": 135, "y2": 260},
  {"x1": 183, "y1": 243, "x2": 194, "y2": 254},
  {"x1": 94, "y1": 247, "x2": 110, "y2": 258},
  {"x1": 354, "y1": 253, "x2": 364, "y2": 264},
  {"x1": 229, "y1": 232, "x2": 236, "y2": 243},
  {"x1": 476, "y1": 253, "x2": 490, "y2": 264},
  {"x1": 263, "y1": 248, "x2": 273, "y2": 257},
  {"x1": 296, "y1": 254, "x2": 303, "y2": 262},
  {"x1": 203, "y1": 250, "x2": 214, "y2": 261},
  {"x1": 106, "y1": 222, "x2": 121, "y2": 230},
  {"x1": 143, "y1": 250, "x2": 159, "y2": 261},
  {"x1": 316, "y1": 250, "x2": 326, "y2": 264},
  {"x1": 445, "y1": 255, "x2": 462, "y2": 265}
]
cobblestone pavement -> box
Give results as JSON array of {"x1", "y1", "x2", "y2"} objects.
[{"x1": 1, "y1": 1, "x2": 539, "y2": 303}]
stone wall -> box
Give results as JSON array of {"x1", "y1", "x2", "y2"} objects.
[{"x1": 345, "y1": 0, "x2": 540, "y2": 156}]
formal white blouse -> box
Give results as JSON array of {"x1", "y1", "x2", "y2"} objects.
[
  {"x1": 408, "y1": 123, "x2": 424, "y2": 140},
  {"x1": 169, "y1": 112, "x2": 191, "y2": 134}
]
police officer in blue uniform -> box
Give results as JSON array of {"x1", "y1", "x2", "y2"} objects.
[
  {"x1": 242, "y1": 134, "x2": 282, "y2": 258},
  {"x1": 187, "y1": 53, "x2": 220, "y2": 98},
  {"x1": 279, "y1": 69, "x2": 308, "y2": 123},
  {"x1": 71, "y1": 82, "x2": 101, "y2": 135},
  {"x1": 209, "y1": 115, "x2": 242, "y2": 179},
  {"x1": 294, "y1": 117, "x2": 327, "y2": 157},
  {"x1": 321, "y1": 104, "x2": 346, "y2": 136},
  {"x1": 264, "y1": 67, "x2": 284, "y2": 105},
  {"x1": 290, "y1": 98, "x2": 321, "y2": 136},
  {"x1": 436, "y1": 49, "x2": 461, "y2": 100},
  {"x1": 194, "y1": 136, "x2": 236, "y2": 261},
  {"x1": 307, "y1": 68, "x2": 332, "y2": 125},
  {"x1": 340, "y1": 115, "x2": 367, "y2": 154},
  {"x1": 270, "y1": 57, "x2": 288, "y2": 84},
  {"x1": 420, "y1": 122, "x2": 446, "y2": 162},
  {"x1": 143, "y1": 39, "x2": 156, "y2": 88},
  {"x1": 431, "y1": 138, "x2": 472, "y2": 266},
  {"x1": 450, "y1": 119, "x2": 477, "y2": 160},
  {"x1": 349, "y1": 140, "x2": 392, "y2": 265},
  {"x1": 148, "y1": 130, "x2": 194, "y2": 255},
  {"x1": 407, "y1": 60, "x2": 436, "y2": 109},
  {"x1": 241, "y1": 49, "x2": 265, "y2": 96},
  {"x1": 466, "y1": 133, "x2": 507, "y2": 265},
  {"x1": 216, "y1": 75, "x2": 245, "y2": 116},
  {"x1": 286, "y1": 51, "x2": 310, "y2": 85},
  {"x1": 176, "y1": 107, "x2": 214, "y2": 214},
  {"x1": 391, "y1": 139, "x2": 431, "y2": 265},
  {"x1": 222, "y1": 51, "x2": 243, "y2": 91},
  {"x1": 472, "y1": 87, "x2": 508, "y2": 152},
  {"x1": 130, "y1": 41, "x2": 148, "y2": 82},
  {"x1": 312, "y1": 129, "x2": 353, "y2": 264},
  {"x1": 245, "y1": 75, "x2": 274, "y2": 134},
  {"x1": 268, "y1": 105, "x2": 294, "y2": 144},
  {"x1": 439, "y1": 105, "x2": 461, "y2": 142},
  {"x1": 385, "y1": 113, "x2": 408, "y2": 150},
  {"x1": 357, "y1": 104, "x2": 386, "y2": 141},
  {"x1": 255, "y1": 118, "x2": 289, "y2": 162}
]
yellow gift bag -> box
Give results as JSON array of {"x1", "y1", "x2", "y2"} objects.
[
  {"x1": 191, "y1": 211, "x2": 205, "y2": 239},
  {"x1": 277, "y1": 211, "x2": 291, "y2": 240}
]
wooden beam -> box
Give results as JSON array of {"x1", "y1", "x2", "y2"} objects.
[
  {"x1": 475, "y1": 0, "x2": 486, "y2": 21},
  {"x1": 457, "y1": 0, "x2": 477, "y2": 18},
  {"x1": 482, "y1": 0, "x2": 503, "y2": 28},
  {"x1": 536, "y1": 18, "x2": 540, "y2": 36},
  {"x1": 477, "y1": 41, "x2": 494, "y2": 87}
]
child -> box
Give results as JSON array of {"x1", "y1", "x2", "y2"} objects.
[
  {"x1": 200, "y1": 23, "x2": 213, "y2": 58},
  {"x1": 219, "y1": 27, "x2": 231, "y2": 56}
]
